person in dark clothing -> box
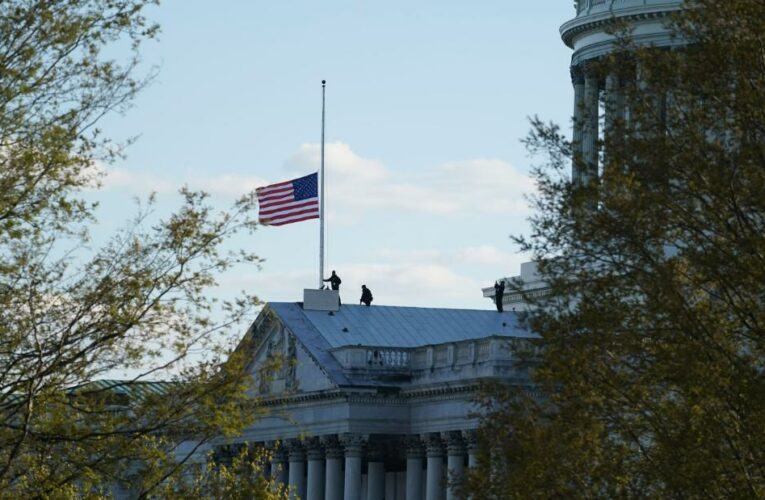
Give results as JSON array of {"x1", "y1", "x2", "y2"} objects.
[
  {"x1": 494, "y1": 280, "x2": 505, "y2": 312},
  {"x1": 360, "y1": 285, "x2": 373, "y2": 306},
  {"x1": 323, "y1": 270, "x2": 342, "y2": 290}
]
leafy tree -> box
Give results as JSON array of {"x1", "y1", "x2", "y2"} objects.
[
  {"x1": 0, "y1": 1, "x2": 272, "y2": 497},
  {"x1": 465, "y1": 1, "x2": 765, "y2": 498},
  {"x1": 155, "y1": 445, "x2": 289, "y2": 500}
]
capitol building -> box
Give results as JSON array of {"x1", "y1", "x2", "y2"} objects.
[{"x1": 188, "y1": 2, "x2": 687, "y2": 500}]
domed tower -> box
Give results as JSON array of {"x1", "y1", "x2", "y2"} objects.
[{"x1": 560, "y1": 0, "x2": 684, "y2": 184}]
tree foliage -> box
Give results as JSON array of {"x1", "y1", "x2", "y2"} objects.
[
  {"x1": 0, "y1": 1, "x2": 272, "y2": 497},
  {"x1": 467, "y1": 1, "x2": 765, "y2": 498},
  {"x1": 154, "y1": 445, "x2": 289, "y2": 500}
]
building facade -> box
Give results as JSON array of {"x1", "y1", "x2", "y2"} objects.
[{"x1": 206, "y1": 301, "x2": 538, "y2": 500}]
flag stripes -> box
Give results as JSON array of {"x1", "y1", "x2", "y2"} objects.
[{"x1": 256, "y1": 172, "x2": 320, "y2": 226}]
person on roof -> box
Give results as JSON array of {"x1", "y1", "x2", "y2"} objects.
[
  {"x1": 323, "y1": 270, "x2": 342, "y2": 291},
  {"x1": 494, "y1": 280, "x2": 505, "y2": 312},
  {"x1": 360, "y1": 285, "x2": 373, "y2": 306}
]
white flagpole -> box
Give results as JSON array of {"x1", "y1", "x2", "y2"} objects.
[{"x1": 319, "y1": 80, "x2": 326, "y2": 289}]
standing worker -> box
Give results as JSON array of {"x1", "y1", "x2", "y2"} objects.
[
  {"x1": 360, "y1": 285, "x2": 373, "y2": 306},
  {"x1": 494, "y1": 280, "x2": 505, "y2": 312},
  {"x1": 323, "y1": 270, "x2": 342, "y2": 306},
  {"x1": 323, "y1": 270, "x2": 342, "y2": 291}
]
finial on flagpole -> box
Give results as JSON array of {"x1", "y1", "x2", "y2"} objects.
[{"x1": 322, "y1": 80, "x2": 326, "y2": 86}]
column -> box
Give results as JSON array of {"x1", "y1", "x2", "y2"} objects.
[
  {"x1": 445, "y1": 432, "x2": 465, "y2": 500},
  {"x1": 634, "y1": 60, "x2": 650, "y2": 137},
  {"x1": 385, "y1": 472, "x2": 397, "y2": 500},
  {"x1": 604, "y1": 72, "x2": 623, "y2": 137},
  {"x1": 603, "y1": 71, "x2": 623, "y2": 185},
  {"x1": 367, "y1": 442, "x2": 385, "y2": 500},
  {"x1": 323, "y1": 436, "x2": 344, "y2": 500},
  {"x1": 307, "y1": 438, "x2": 326, "y2": 500},
  {"x1": 425, "y1": 434, "x2": 444, "y2": 500},
  {"x1": 272, "y1": 443, "x2": 289, "y2": 488},
  {"x1": 582, "y1": 64, "x2": 600, "y2": 185},
  {"x1": 288, "y1": 440, "x2": 307, "y2": 500},
  {"x1": 571, "y1": 64, "x2": 586, "y2": 183},
  {"x1": 342, "y1": 434, "x2": 364, "y2": 500},
  {"x1": 464, "y1": 431, "x2": 478, "y2": 500},
  {"x1": 464, "y1": 431, "x2": 478, "y2": 469},
  {"x1": 406, "y1": 436, "x2": 424, "y2": 500}
]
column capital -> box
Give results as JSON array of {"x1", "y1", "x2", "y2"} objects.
[
  {"x1": 366, "y1": 440, "x2": 385, "y2": 462},
  {"x1": 305, "y1": 437, "x2": 324, "y2": 461},
  {"x1": 271, "y1": 441, "x2": 288, "y2": 463},
  {"x1": 571, "y1": 64, "x2": 585, "y2": 85},
  {"x1": 322, "y1": 435, "x2": 345, "y2": 459},
  {"x1": 424, "y1": 433, "x2": 444, "y2": 458},
  {"x1": 462, "y1": 430, "x2": 478, "y2": 453},
  {"x1": 406, "y1": 435, "x2": 425, "y2": 459},
  {"x1": 340, "y1": 433, "x2": 365, "y2": 457},
  {"x1": 444, "y1": 431, "x2": 465, "y2": 456},
  {"x1": 287, "y1": 439, "x2": 306, "y2": 461}
]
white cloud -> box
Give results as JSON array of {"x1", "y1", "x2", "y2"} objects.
[
  {"x1": 284, "y1": 142, "x2": 534, "y2": 220},
  {"x1": 93, "y1": 165, "x2": 267, "y2": 199},
  {"x1": 455, "y1": 245, "x2": 523, "y2": 267},
  {"x1": 99, "y1": 166, "x2": 177, "y2": 194},
  {"x1": 285, "y1": 142, "x2": 387, "y2": 183},
  {"x1": 89, "y1": 142, "x2": 534, "y2": 221},
  {"x1": 189, "y1": 173, "x2": 269, "y2": 198}
]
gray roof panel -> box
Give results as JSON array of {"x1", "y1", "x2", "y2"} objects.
[{"x1": 271, "y1": 302, "x2": 534, "y2": 349}]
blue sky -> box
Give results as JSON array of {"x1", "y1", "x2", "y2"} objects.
[{"x1": 95, "y1": 1, "x2": 576, "y2": 310}]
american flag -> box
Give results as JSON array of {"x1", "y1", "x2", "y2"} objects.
[{"x1": 256, "y1": 172, "x2": 320, "y2": 226}]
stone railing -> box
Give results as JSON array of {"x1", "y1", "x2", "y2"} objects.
[
  {"x1": 330, "y1": 336, "x2": 541, "y2": 379},
  {"x1": 331, "y1": 346, "x2": 412, "y2": 371}
]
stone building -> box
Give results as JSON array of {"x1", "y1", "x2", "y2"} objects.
[{"x1": 211, "y1": 300, "x2": 538, "y2": 500}]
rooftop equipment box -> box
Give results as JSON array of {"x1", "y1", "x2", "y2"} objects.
[{"x1": 303, "y1": 289, "x2": 340, "y2": 312}]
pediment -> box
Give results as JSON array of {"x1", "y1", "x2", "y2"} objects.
[{"x1": 242, "y1": 307, "x2": 335, "y2": 397}]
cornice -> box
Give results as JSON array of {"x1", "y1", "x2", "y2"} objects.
[
  {"x1": 258, "y1": 380, "x2": 534, "y2": 407},
  {"x1": 560, "y1": 6, "x2": 682, "y2": 49}
]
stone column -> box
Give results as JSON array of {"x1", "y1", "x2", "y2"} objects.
[
  {"x1": 288, "y1": 440, "x2": 307, "y2": 500},
  {"x1": 272, "y1": 444, "x2": 289, "y2": 488},
  {"x1": 367, "y1": 443, "x2": 385, "y2": 500},
  {"x1": 426, "y1": 434, "x2": 444, "y2": 500},
  {"x1": 385, "y1": 472, "x2": 397, "y2": 500},
  {"x1": 571, "y1": 64, "x2": 586, "y2": 184},
  {"x1": 323, "y1": 436, "x2": 344, "y2": 500},
  {"x1": 464, "y1": 431, "x2": 478, "y2": 500},
  {"x1": 306, "y1": 438, "x2": 326, "y2": 500},
  {"x1": 603, "y1": 71, "x2": 623, "y2": 185},
  {"x1": 464, "y1": 431, "x2": 478, "y2": 469},
  {"x1": 582, "y1": 64, "x2": 600, "y2": 185},
  {"x1": 406, "y1": 436, "x2": 424, "y2": 500},
  {"x1": 604, "y1": 72, "x2": 623, "y2": 137},
  {"x1": 342, "y1": 434, "x2": 364, "y2": 500},
  {"x1": 445, "y1": 432, "x2": 465, "y2": 500}
]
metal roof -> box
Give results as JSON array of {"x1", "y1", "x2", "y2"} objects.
[
  {"x1": 68, "y1": 379, "x2": 176, "y2": 400},
  {"x1": 269, "y1": 302, "x2": 534, "y2": 349}
]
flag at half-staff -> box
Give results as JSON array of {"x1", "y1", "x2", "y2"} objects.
[{"x1": 256, "y1": 172, "x2": 320, "y2": 226}]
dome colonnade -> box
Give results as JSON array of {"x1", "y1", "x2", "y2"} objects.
[{"x1": 561, "y1": 0, "x2": 684, "y2": 184}]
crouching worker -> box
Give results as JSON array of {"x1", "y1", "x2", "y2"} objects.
[{"x1": 360, "y1": 285, "x2": 373, "y2": 306}]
